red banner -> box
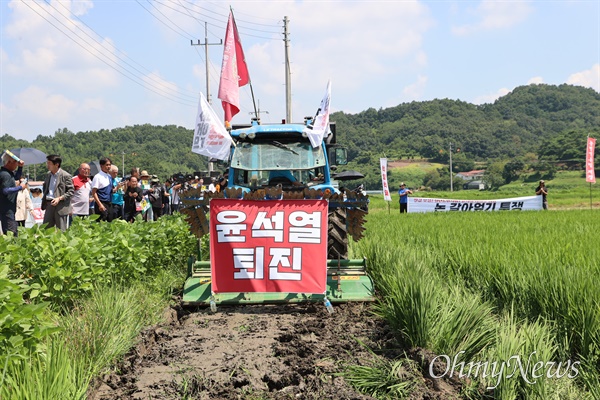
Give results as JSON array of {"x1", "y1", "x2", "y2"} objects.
[
  {"x1": 586, "y1": 137, "x2": 596, "y2": 183},
  {"x1": 210, "y1": 199, "x2": 328, "y2": 294}
]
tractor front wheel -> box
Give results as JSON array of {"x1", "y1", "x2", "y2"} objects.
[{"x1": 327, "y1": 208, "x2": 348, "y2": 260}]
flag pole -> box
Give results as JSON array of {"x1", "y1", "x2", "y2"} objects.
[
  {"x1": 230, "y1": 8, "x2": 258, "y2": 120},
  {"x1": 248, "y1": 81, "x2": 258, "y2": 120}
]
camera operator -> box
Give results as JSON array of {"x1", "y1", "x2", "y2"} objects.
[
  {"x1": 169, "y1": 173, "x2": 189, "y2": 213},
  {"x1": 148, "y1": 176, "x2": 165, "y2": 221}
]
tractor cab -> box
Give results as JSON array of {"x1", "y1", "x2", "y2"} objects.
[{"x1": 227, "y1": 119, "x2": 347, "y2": 195}]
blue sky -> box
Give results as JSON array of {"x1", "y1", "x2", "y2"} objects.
[{"x1": 1, "y1": 0, "x2": 599, "y2": 142}]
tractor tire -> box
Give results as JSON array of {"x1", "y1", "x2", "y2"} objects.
[{"x1": 328, "y1": 208, "x2": 348, "y2": 260}]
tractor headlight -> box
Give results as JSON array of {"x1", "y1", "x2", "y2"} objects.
[
  {"x1": 248, "y1": 133, "x2": 256, "y2": 140},
  {"x1": 239, "y1": 132, "x2": 247, "y2": 139}
]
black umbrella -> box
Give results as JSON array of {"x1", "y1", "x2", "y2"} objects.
[
  {"x1": 332, "y1": 170, "x2": 365, "y2": 181},
  {"x1": 9, "y1": 147, "x2": 47, "y2": 165}
]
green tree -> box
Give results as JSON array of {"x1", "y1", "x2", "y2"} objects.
[
  {"x1": 502, "y1": 159, "x2": 525, "y2": 183},
  {"x1": 484, "y1": 162, "x2": 506, "y2": 190}
]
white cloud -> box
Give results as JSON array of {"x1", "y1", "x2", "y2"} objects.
[
  {"x1": 567, "y1": 64, "x2": 600, "y2": 92},
  {"x1": 452, "y1": 0, "x2": 533, "y2": 36},
  {"x1": 403, "y1": 75, "x2": 428, "y2": 99},
  {"x1": 13, "y1": 86, "x2": 78, "y2": 121},
  {"x1": 228, "y1": 1, "x2": 434, "y2": 119},
  {"x1": 472, "y1": 87, "x2": 511, "y2": 105},
  {"x1": 4, "y1": 0, "x2": 119, "y2": 91}
]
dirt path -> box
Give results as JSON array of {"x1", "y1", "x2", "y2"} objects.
[{"x1": 89, "y1": 302, "x2": 463, "y2": 399}]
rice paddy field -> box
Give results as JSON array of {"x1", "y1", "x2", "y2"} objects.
[{"x1": 351, "y1": 201, "x2": 600, "y2": 398}]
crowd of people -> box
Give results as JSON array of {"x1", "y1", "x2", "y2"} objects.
[{"x1": 1, "y1": 153, "x2": 227, "y2": 236}]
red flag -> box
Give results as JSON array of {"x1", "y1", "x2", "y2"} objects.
[
  {"x1": 218, "y1": 11, "x2": 250, "y2": 124},
  {"x1": 586, "y1": 137, "x2": 596, "y2": 183}
]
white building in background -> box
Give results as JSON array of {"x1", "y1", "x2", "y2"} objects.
[{"x1": 456, "y1": 169, "x2": 485, "y2": 181}]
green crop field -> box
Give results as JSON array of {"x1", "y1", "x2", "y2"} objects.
[
  {"x1": 368, "y1": 169, "x2": 600, "y2": 212},
  {"x1": 350, "y1": 208, "x2": 600, "y2": 398}
]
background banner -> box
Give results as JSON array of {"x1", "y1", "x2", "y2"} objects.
[
  {"x1": 380, "y1": 158, "x2": 392, "y2": 201},
  {"x1": 586, "y1": 137, "x2": 596, "y2": 184},
  {"x1": 408, "y1": 195, "x2": 543, "y2": 213},
  {"x1": 210, "y1": 199, "x2": 328, "y2": 294}
]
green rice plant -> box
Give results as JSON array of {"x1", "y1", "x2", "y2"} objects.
[
  {"x1": 371, "y1": 260, "x2": 438, "y2": 349},
  {"x1": 58, "y1": 283, "x2": 165, "y2": 378},
  {"x1": 477, "y1": 311, "x2": 569, "y2": 400},
  {"x1": 343, "y1": 356, "x2": 416, "y2": 399},
  {"x1": 0, "y1": 336, "x2": 89, "y2": 400},
  {"x1": 356, "y1": 209, "x2": 599, "y2": 397},
  {"x1": 577, "y1": 350, "x2": 600, "y2": 399},
  {"x1": 431, "y1": 288, "x2": 496, "y2": 361}
]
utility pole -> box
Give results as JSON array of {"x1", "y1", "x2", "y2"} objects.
[
  {"x1": 449, "y1": 142, "x2": 454, "y2": 192},
  {"x1": 191, "y1": 22, "x2": 222, "y2": 105},
  {"x1": 283, "y1": 16, "x2": 292, "y2": 123},
  {"x1": 192, "y1": 22, "x2": 222, "y2": 172}
]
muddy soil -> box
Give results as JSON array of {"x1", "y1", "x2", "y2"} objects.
[{"x1": 89, "y1": 302, "x2": 466, "y2": 399}]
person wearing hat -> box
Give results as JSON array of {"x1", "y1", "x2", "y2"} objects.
[
  {"x1": 148, "y1": 176, "x2": 165, "y2": 220},
  {"x1": 0, "y1": 152, "x2": 26, "y2": 235},
  {"x1": 139, "y1": 170, "x2": 153, "y2": 221},
  {"x1": 535, "y1": 180, "x2": 548, "y2": 210},
  {"x1": 398, "y1": 182, "x2": 413, "y2": 214}
]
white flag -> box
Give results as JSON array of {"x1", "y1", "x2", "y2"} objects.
[
  {"x1": 191, "y1": 92, "x2": 233, "y2": 161},
  {"x1": 380, "y1": 158, "x2": 392, "y2": 201},
  {"x1": 305, "y1": 80, "x2": 331, "y2": 148}
]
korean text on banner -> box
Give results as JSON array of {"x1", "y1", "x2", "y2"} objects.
[
  {"x1": 218, "y1": 11, "x2": 250, "y2": 124},
  {"x1": 586, "y1": 137, "x2": 596, "y2": 183},
  {"x1": 380, "y1": 158, "x2": 392, "y2": 201},
  {"x1": 191, "y1": 92, "x2": 233, "y2": 161},
  {"x1": 210, "y1": 199, "x2": 328, "y2": 294},
  {"x1": 305, "y1": 80, "x2": 331, "y2": 148},
  {"x1": 408, "y1": 195, "x2": 543, "y2": 213}
]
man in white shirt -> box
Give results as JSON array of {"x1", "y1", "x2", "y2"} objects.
[
  {"x1": 91, "y1": 157, "x2": 114, "y2": 222},
  {"x1": 71, "y1": 163, "x2": 92, "y2": 218}
]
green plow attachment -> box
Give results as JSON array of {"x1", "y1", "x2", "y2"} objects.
[{"x1": 182, "y1": 258, "x2": 375, "y2": 306}]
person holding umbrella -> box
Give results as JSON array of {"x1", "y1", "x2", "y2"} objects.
[{"x1": 0, "y1": 151, "x2": 27, "y2": 236}]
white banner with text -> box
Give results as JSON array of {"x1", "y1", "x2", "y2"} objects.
[{"x1": 408, "y1": 195, "x2": 543, "y2": 213}]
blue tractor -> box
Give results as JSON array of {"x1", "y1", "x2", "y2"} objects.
[{"x1": 181, "y1": 118, "x2": 372, "y2": 305}]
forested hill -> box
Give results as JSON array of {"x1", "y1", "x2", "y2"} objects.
[
  {"x1": 1, "y1": 83, "x2": 599, "y2": 180},
  {"x1": 334, "y1": 83, "x2": 600, "y2": 163}
]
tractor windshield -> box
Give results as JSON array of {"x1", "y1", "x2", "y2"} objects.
[
  {"x1": 230, "y1": 141, "x2": 327, "y2": 188},
  {"x1": 231, "y1": 141, "x2": 325, "y2": 171}
]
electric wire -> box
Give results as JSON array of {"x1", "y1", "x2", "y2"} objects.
[
  {"x1": 20, "y1": 0, "x2": 197, "y2": 107},
  {"x1": 52, "y1": 0, "x2": 199, "y2": 100},
  {"x1": 153, "y1": 0, "x2": 281, "y2": 40}
]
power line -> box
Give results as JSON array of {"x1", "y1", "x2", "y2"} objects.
[
  {"x1": 153, "y1": 0, "x2": 281, "y2": 40},
  {"x1": 51, "y1": 0, "x2": 199, "y2": 100},
  {"x1": 21, "y1": 0, "x2": 197, "y2": 107}
]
